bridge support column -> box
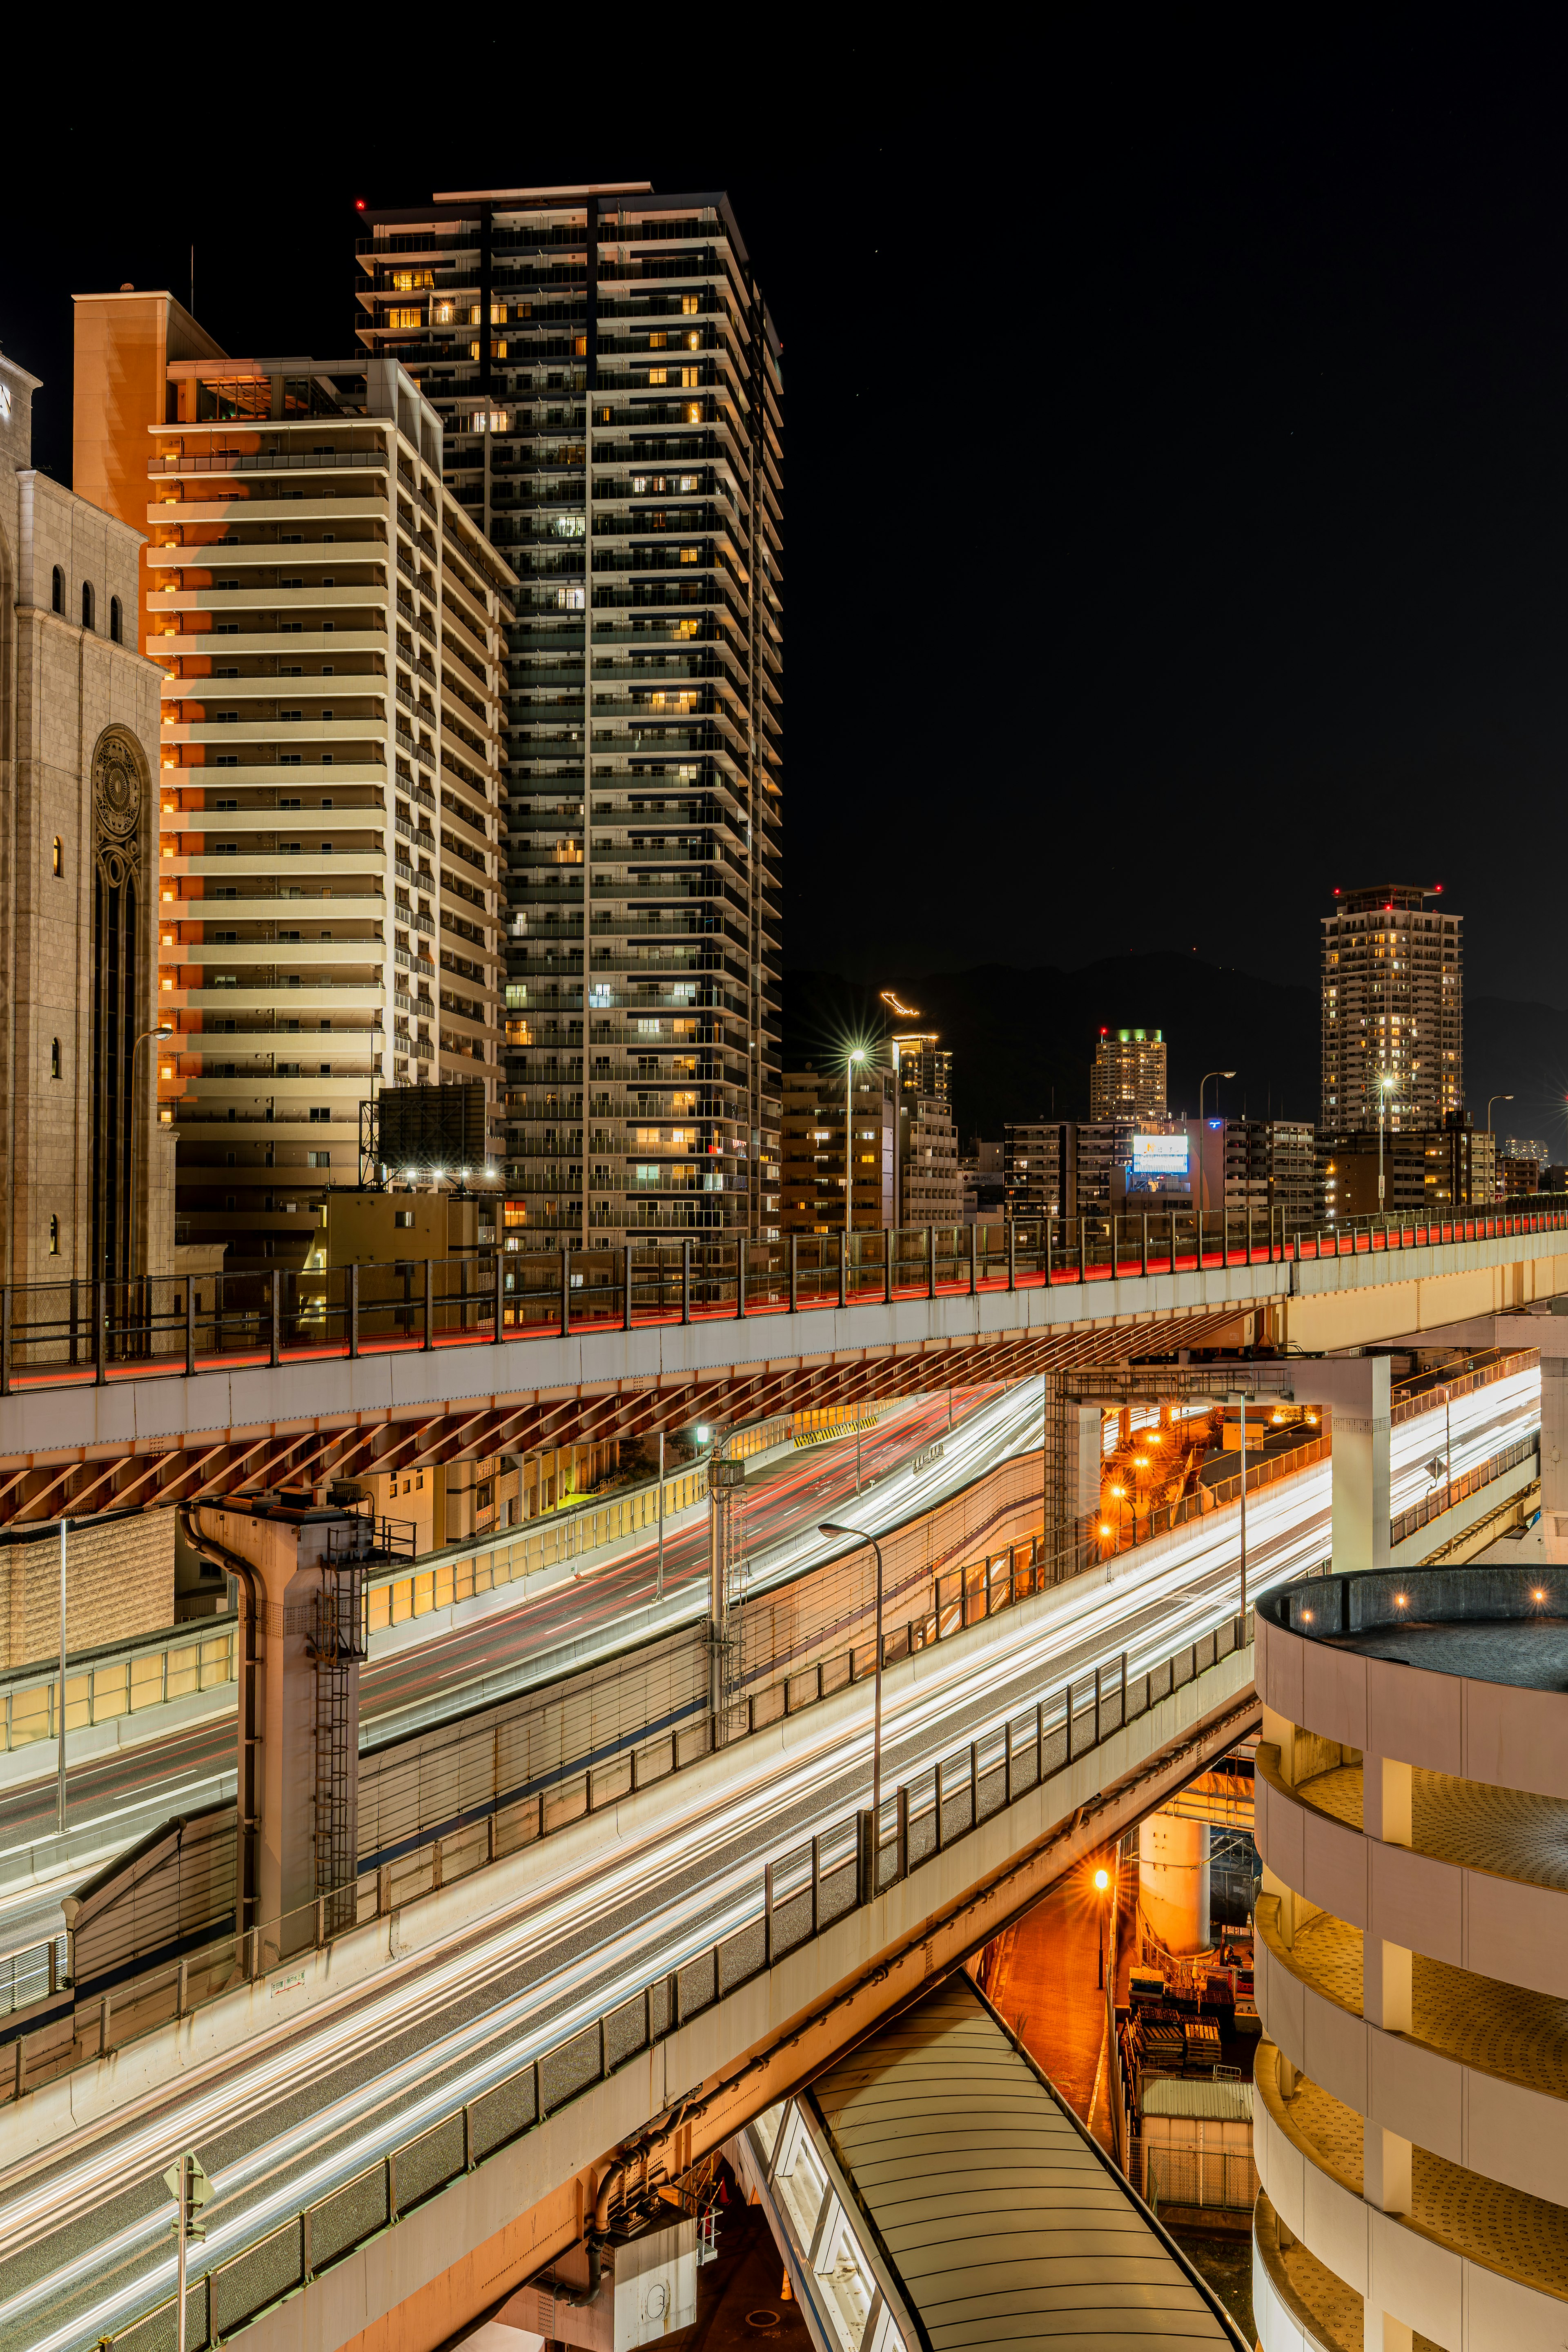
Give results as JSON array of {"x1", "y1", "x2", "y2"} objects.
[
  {"x1": 184, "y1": 1498, "x2": 369, "y2": 1966},
  {"x1": 1292, "y1": 1357, "x2": 1390, "y2": 1575}
]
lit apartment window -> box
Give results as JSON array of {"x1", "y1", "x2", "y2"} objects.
[
  {"x1": 386, "y1": 307, "x2": 422, "y2": 330},
  {"x1": 51, "y1": 836, "x2": 62, "y2": 877}
]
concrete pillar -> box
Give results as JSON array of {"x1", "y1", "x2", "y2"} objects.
[
  {"x1": 1071, "y1": 1406, "x2": 1104, "y2": 1522},
  {"x1": 1364, "y1": 2307, "x2": 1414, "y2": 2352},
  {"x1": 1292, "y1": 1357, "x2": 1391, "y2": 1575},
  {"x1": 1364, "y1": 2119, "x2": 1412, "y2": 2213},
  {"x1": 1365, "y1": 1755, "x2": 1412, "y2": 1845},
  {"x1": 1260, "y1": 1702, "x2": 1296, "y2": 1785},
  {"x1": 1363, "y1": 1935, "x2": 1413, "y2": 2034},
  {"x1": 186, "y1": 1497, "x2": 370, "y2": 1965},
  {"x1": 1139, "y1": 1812, "x2": 1210, "y2": 1954}
]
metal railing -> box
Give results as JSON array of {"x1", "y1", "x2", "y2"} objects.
[
  {"x1": 1389, "y1": 1345, "x2": 1538, "y2": 1426},
  {"x1": 1389, "y1": 1431, "x2": 1539, "y2": 1548},
  {"x1": 86, "y1": 1611, "x2": 1256, "y2": 2352},
  {"x1": 0, "y1": 1204, "x2": 1561, "y2": 1399}
]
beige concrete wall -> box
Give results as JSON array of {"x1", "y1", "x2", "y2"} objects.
[
  {"x1": 0, "y1": 1510, "x2": 174, "y2": 1669},
  {"x1": 1285, "y1": 1244, "x2": 1568, "y2": 1354}
]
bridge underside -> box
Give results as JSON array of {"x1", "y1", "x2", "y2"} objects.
[
  {"x1": 0, "y1": 1302, "x2": 1263, "y2": 1529},
  {"x1": 4, "y1": 1221, "x2": 1564, "y2": 1529}
]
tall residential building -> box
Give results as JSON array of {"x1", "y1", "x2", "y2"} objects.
[
  {"x1": 1089, "y1": 1027, "x2": 1166, "y2": 1119},
  {"x1": 73, "y1": 295, "x2": 514, "y2": 1270},
  {"x1": 1315, "y1": 1115, "x2": 1494, "y2": 1221},
  {"x1": 0, "y1": 346, "x2": 199, "y2": 1287},
  {"x1": 891, "y1": 1028, "x2": 951, "y2": 1108},
  {"x1": 1002, "y1": 1122, "x2": 1075, "y2": 1221},
  {"x1": 354, "y1": 185, "x2": 784, "y2": 1256},
  {"x1": 900, "y1": 1095, "x2": 962, "y2": 1225},
  {"x1": 1192, "y1": 1118, "x2": 1316, "y2": 1226},
  {"x1": 780, "y1": 1065, "x2": 893, "y2": 1234},
  {"x1": 1320, "y1": 882, "x2": 1461, "y2": 1131}
]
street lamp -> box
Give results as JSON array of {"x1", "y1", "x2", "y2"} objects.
[
  {"x1": 1377, "y1": 1071, "x2": 1397, "y2": 1209},
  {"x1": 1486, "y1": 1095, "x2": 1513, "y2": 1133},
  {"x1": 819, "y1": 1519, "x2": 886, "y2": 1834},
  {"x1": 129, "y1": 1022, "x2": 176, "y2": 1281},
  {"x1": 845, "y1": 1049, "x2": 866, "y2": 1236},
  {"x1": 1094, "y1": 1862, "x2": 1110, "y2": 1989},
  {"x1": 1199, "y1": 1069, "x2": 1236, "y2": 1120}
]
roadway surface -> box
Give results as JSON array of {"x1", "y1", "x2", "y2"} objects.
[
  {"x1": 0, "y1": 1365, "x2": 1540, "y2": 2352},
  {"x1": 0, "y1": 1387, "x2": 1000, "y2": 1959}
]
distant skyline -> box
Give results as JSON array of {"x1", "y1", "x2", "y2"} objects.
[{"x1": 10, "y1": 26, "x2": 1568, "y2": 1006}]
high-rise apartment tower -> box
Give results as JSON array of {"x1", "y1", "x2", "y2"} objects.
[
  {"x1": 1320, "y1": 883, "x2": 1461, "y2": 1131},
  {"x1": 354, "y1": 185, "x2": 784, "y2": 1255},
  {"x1": 74, "y1": 295, "x2": 514, "y2": 1270},
  {"x1": 1089, "y1": 1027, "x2": 1166, "y2": 1119}
]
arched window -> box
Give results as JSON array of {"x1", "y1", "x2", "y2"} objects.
[
  {"x1": 81, "y1": 581, "x2": 95, "y2": 631},
  {"x1": 51, "y1": 566, "x2": 63, "y2": 615},
  {"x1": 51, "y1": 837, "x2": 62, "y2": 878},
  {"x1": 50, "y1": 1039, "x2": 60, "y2": 1080},
  {"x1": 48, "y1": 1215, "x2": 59, "y2": 1256},
  {"x1": 109, "y1": 596, "x2": 123, "y2": 645}
]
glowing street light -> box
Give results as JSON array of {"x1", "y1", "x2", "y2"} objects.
[
  {"x1": 845, "y1": 1048, "x2": 866, "y2": 1237},
  {"x1": 1094, "y1": 1862, "x2": 1110, "y2": 1988}
]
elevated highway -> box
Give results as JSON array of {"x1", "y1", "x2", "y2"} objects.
[
  {"x1": 0, "y1": 1204, "x2": 1564, "y2": 1527},
  {"x1": 0, "y1": 1354, "x2": 1542, "y2": 2352}
]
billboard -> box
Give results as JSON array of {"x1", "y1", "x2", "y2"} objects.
[
  {"x1": 377, "y1": 1082, "x2": 487, "y2": 1172},
  {"x1": 1131, "y1": 1131, "x2": 1190, "y2": 1177}
]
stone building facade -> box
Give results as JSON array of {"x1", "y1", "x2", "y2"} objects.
[{"x1": 0, "y1": 350, "x2": 183, "y2": 1286}]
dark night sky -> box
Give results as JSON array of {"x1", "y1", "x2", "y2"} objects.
[{"x1": 10, "y1": 21, "x2": 1568, "y2": 1011}]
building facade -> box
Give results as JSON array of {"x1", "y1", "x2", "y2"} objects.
[
  {"x1": 353, "y1": 185, "x2": 784, "y2": 1257},
  {"x1": 1089, "y1": 1026, "x2": 1166, "y2": 1119},
  {"x1": 1320, "y1": 882, "x2": 1461, "y2": 1131},
  {"x1": 780, "y1": 1065, "x2": 893, "y2": 1233},
  {"x1": 900, "y1": 1094, "x2": 961, "y2": 1225},
  {"x1": 1, "y1": 347, "x2": 189, "y2": 1287},
  {"x1": 1002, "y1": 1122, "x2": 1075, "y2": 1221},
  {"x1": 1315, "y1": 1116, "x2": 1494, "y2": 1222},
  {"x1": 1253, "y1": 1567, "x2": 1568, "y2": 2352},
  {"x1": 1192, "y1": 1118, "x2": 1316, "y2": 1226},
  {"x1": 73, "y1": 296, "x2": 514, "y2": 1271}
]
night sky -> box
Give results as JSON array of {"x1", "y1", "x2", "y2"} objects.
[{"x1": 10, "y1": 23, "x2": 1568, "y2": 1029}]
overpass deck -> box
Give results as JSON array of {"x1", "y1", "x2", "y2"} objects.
[{"x1": 0, "y1": 1206, "x2": 1564, "y2": 1529}]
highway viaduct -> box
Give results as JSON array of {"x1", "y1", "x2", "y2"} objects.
[{"x1": 0, "y1": 1207, "x2": 1563, "y2": 1528}]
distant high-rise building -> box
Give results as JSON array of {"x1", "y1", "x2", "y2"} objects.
[
  {"x1": 1316, "y1": 1114, "x2": 1492, "y2": 1221},
  {"x1": 781, "y1": 1065, "x2": 893, "y2": 1233},
  {"x1": 1089, "y1": 1027, "x2": 1166, "y2": 1119},
  {"x1": 355, "y1": 184, "x2": 784, "y2": 1256},
  {"x1": 900, "y1": 1094, "x2": 961, "y2": 1225},
  {"x1": 891, "y1": 1028, "x2": 951, "y2": 1108},
  {"x1": 1003, "y1": 1122, "x2": 1074, "y2": 1221},
  {"x1": 1320, "y1": 883, "x2": 1461, "y2": 1131}
]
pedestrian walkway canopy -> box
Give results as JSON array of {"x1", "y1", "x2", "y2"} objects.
[{"x1": 738, "y1": 1970, "x2": 1247, "y2": 2349}]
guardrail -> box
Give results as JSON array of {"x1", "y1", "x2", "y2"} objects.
[
  {"x1": 1389, "y1": 1432, "x2": 1539, "y2": 1548},
  {"x1": 1390, "y1": 1345, "x2": 1537, "y2": 1426},
  {"x1": 87, "y1": 1609, "x2": 1258, "y2": 2352},
  {"x1": 1, "y1": 1201, "x2": 1564, "y2": 1398},
  {"x1": 0, "y1": 1504, "x2": 1062, "y2": 2049}
]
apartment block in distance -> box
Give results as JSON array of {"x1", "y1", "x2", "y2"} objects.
[
  {"x1": 73, "y1": 294, "x2": 515, "y2": 1270},
  {"x1": 781, "y1": 1065, "x2": 893, "y2": 1233},
  {"x1": 1003, "y1": 1122, "x2": 1075, "y2": 1221},
  {"x1": 353, "y1": 184, "x2": 784, "y2": 1258},
  {"x1": 1321, "y1": 881, "x2": 1461, "y2": 1130},
  {"x1": 1316, "y1": 1114, "x2": 1495, "y2": 1223},
  {"x1": 1089, "y1": 1026, "x2": 1166, "y2": 1119}
]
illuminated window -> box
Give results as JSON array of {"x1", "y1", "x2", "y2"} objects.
[
  {"x1": 51, "y1": 836, "x2": 62, "y2": 877},
  {"x1": 685, "y1": 403, "x2": 702, "y2": 423},
  {"x1": 649, "y1": 332, "x2": 668, "y2": 350},
  {"x1": 386, "y1": 307, "x2": 422, "y2": 330},
  {"x1": 649, "y1": 368, "x2": 668, "y2": 386},
  {"x1": 434, "y1": 301, "x2": 455, "y2": 325},
  {"x1": 392, "y1": 269, "x2": 434, "y2": 292},
  {"x1": 48, "y1": 1214, "x2": 59, "y2": 1256},
  {"x1": 492, "y1": 303, "x2": 507, "y2": 325},
  {"x1": 49, "y1": 1039, "x2": 60, "y2": 1079},
  {"x1": 679, "y1": 546, "x2": 699, "y2": 564},
  {"x1": 556, "y1": 586, "x2": 585, "y2": 610},
  {"x1": 682, "y1": 295, "x2": 698, "y2": 315}
]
